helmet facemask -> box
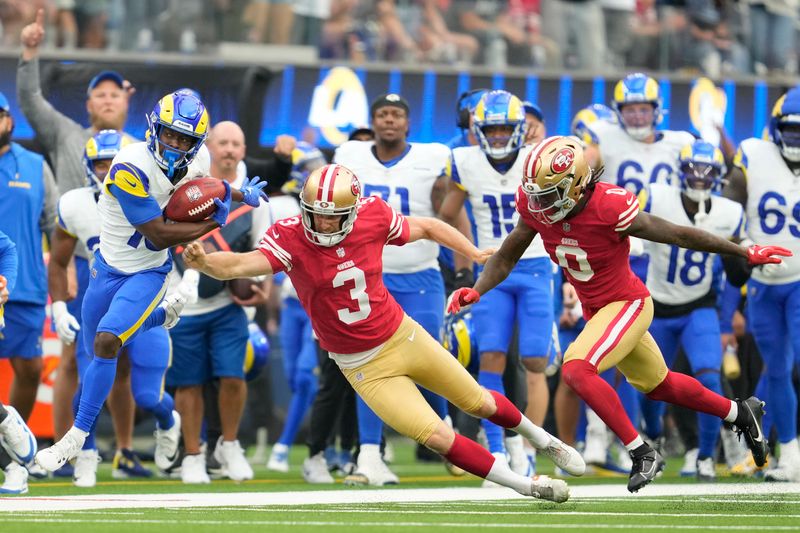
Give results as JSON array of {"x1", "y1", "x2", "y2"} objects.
[
  {"x1": 525, "y1": 176, "x2": 578, "y2": 224},
  {"x1": 300, "y1": 201, "x2": 357, "y2": 247},
  {"x1": 776, "y1": 119, "x2": 800, "y2": 162},
  {"x1": 300, "y1": 164, "x2": 361, "y2": 247},
  {"x1": 474, "y1": 122, "x2": 526, "y2": 160},
  {"x1": 680, "y1": 161, "x2": 720, "y2": 202}
]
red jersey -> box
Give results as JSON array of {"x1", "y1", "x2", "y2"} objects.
[
  {"x1": 258, "y1": 196, "x2": 410, "y2": 353},
  {"x1": 516, "y1": 182, "x2": 650, "y2": 317}
]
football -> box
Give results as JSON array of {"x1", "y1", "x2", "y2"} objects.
[
  {"x1": 228, "y1": 278, "x2": 258, "y2": 301},
  {"x1": 164, "y1": 176, "x2": 227, "y2": 222}
]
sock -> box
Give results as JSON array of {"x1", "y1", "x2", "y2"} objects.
[
  {"x1": 443, "y1": 433, "x2": 496, "y2": 479},
  {"x1": 625, "y1": 436, "x2": 645, "y2": 452},
  {"x1": 278, "y1": 369, "x2": 318, "y2": 446},
  {"x1": 153, "y1": 393, "x2": 175, "y2": 430},
  {"x1": 488, "y1": 391, "x2": 552, "y2": 449},
  {"x1": 695, "y1": 371, "x2": 723, "y2": 459},
  {"x1": 640, "y1": 397, "x2": 666, "y2": 440},
  {"x1": 562, "y1": 359, "x2": 640, "y2": 446},
  {"x1": 484, "y1": 454, "x2": 533, "y2": 495},
  {"x1": 479, "y1": 371, "x2": 507, "y2": 454},
  {"x1": 82, "y1": 430, "x2": 97, "y2": 451},
  {"x1": 646, "y1": 371, "x2": 733, "y2": 420},
  {"x1": 356, "y1": 396, "x2": 383, "y2": 445},
  {"x1": 765, "y1": 372, "x2": 798, "y2": 443},
  {"x1": 142, "y1": 307, "x2": 166, "y2": 331},
  {"x1": 75, "y1": 356, "x2": 118, "y2": 433}
]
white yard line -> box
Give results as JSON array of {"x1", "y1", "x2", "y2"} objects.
[{"x1": 1, "y1": 483, "x2": 799, "y2": 512}]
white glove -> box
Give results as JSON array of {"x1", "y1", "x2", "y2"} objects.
[
  {"x1": 177, "y1": 268, "x2": 199, "y2": 304},
  {"x1": 760, "y1": 261, "x2": 789, "y2": 277},
  {"x1": 629, "y1": 236, "x2": 644, "y2": 257},
  {"x1": 51, "y1": 300, "x2": 80, "y2": 344}
]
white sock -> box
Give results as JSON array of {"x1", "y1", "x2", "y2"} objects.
[
  {"x1": 512, "y1": 416, "x2": 551, "y2": 449},
  {"x1": 724, "y1": 401, "x2": 738, "y2": 423},
  {"x1": 624, "y1": 435, "x2": 644, "y2": 452},
  {"x1": 485, "y1": 455, "x2": 531, "y2": 495},
  {"x1": 69, "y1": 426, "x2": 89, "y2": 439}
]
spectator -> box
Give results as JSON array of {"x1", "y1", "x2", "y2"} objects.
[
  {"x1": 540, "y1": 0, "x2": 607, "y2": 70},
  {"x1": 627, "y1": 0, "x2": 662, "y2": 69},
  {"x1": 245, "y1": 0, "x2": 294, "y2": 44},
  {"x1": 683, "y1": 0, "x2": 749, "y2": 77},
  {"x1": 600, "y1": 0, "x2": 635, "y2": 68},
  {"x1": 292, "y1": 0, "x2": 332, "y2": 47},
  {"x1": 747, "y1": 0, "x2": 798, "y2": 75},
  {"x1": 417, "y1": 0, "x2": 479, "y2": 65}
]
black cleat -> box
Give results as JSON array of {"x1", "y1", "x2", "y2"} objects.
[
  {"x1": 627, "y1": 447, "x2": 665, "y2": 493},
  {"x1": 732, "y1": 396, "x2": 769, "y2": 467}
]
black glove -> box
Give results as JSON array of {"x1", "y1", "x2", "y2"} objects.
[{"x1": 453, "y1": 267, "x2": 474, "y2": 290}]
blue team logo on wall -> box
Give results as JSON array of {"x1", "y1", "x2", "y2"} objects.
[{"x1": 307, "y1": 67, "x2": 368, "y2": 146}]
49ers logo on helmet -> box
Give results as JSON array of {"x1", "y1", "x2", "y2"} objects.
[
  {"x1": 351, "y1": 177, "x2": 361, "y2": 196},
  {"x1": 551, "y1": 148, "x2": 575, "y2": 173}
]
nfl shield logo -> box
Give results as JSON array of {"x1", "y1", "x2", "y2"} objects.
[
  {"x1": 562, "y1": 222, "x2": 571, "y2": 232},
  {"x1": 336, "y1": 247, "x2": 346, "y2": 258}
]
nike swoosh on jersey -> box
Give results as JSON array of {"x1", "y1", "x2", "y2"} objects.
[
  {"x1": 626, "y1": 196, "x2": 635, "y2": 206},
  {"x1": 408, "y1": 329, "x2": 416, "y2": 342}
]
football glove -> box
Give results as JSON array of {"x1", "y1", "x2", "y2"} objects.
[
  {"x1": 51, "y1": 300, "x2": 80, "y2": 344},
  {"x1": 239, "y1": 176, "x2": 269, "y2": 207},
  {"x1": 212, "y1": 180, "x2": 232, "y2": 227},
  {"x1": 747, "y1": 244, "x2": 793, "y2": 266},
  {"x1": 447, "y1": 287, "x2": 480, "y2": 314}
]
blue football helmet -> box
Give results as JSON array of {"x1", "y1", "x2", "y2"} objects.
[
  {"x1": 243, "y1": 322, "x2": 270, "y2": 381},
  {"x1": 442, "y1": 310, "x2": 479, "y2": 374},
  {"x1": 146, "y1": 90, "x2": 210, "y2": 178},
  {"x1": 678, "y1": 140, "x2": 726, "y2": 202},
  {"x1": 84, "y1": 129, "x2": 130, "y2": 191},
  {"x1": 571, "y1": 104, "x2": 617, "y2": 145},
  {"x1": 282, "y1": 142, "x2": 328, "y2": 195},
  {"x1": 455, "y1": 88, "x2": 489, "y2": 130},
  {"x1": 768, "y1": 86, "x2": 800, "y2": 162},
  {"x1": 472, "y1": 90, "x2": 527, "y2": 160},
  {"x1": 612, "y1": 73, "x2": 662, "y2": 141}
]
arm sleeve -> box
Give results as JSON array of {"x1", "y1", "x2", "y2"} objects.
[
  {"x1": 40, "y1": 162, "x2": 58, "y2": 240},
  {"x1": 718, "y1": 279, "x2": 741, "y2": 335},
  {"x1": 17, "y1": 57, "x2": 81, "y2": 152},
  {"x1": 106, "y1": 162, "x2": 162, "y2": 225},
  {"x1": 0, "y1": 231, "x2": 18, "y2": 294}
]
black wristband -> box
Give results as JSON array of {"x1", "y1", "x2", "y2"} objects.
[{"x1": 453, "y1": 267, "x2": 474, "y2": 290}]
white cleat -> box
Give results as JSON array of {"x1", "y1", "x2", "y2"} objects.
[
  {"x1": 302, "y1": 452, "x2": 334, "y2": 484},
  {"x1": 35, "y1": 427, "x2": 85, "y2": 472},
  {"x1": 267, "y1": 443, "x2": 290, "y2": 473},
  {"x1": 73, "y1": 449, "x2": 100, "y2": 488},
  {"x1": 345, "y1": 445, "x2": 398, "y2": 486},
  {"x1": 529, "y1": 474, "x2": 569, "y2": 503},
  {"x1": 154, "y1": 411, "x2": 181, "y2": 471},
  {"x1": 181, "y1": 453, "x2": 210, "y2": 484},
  {"x1": 539, "y1": 436, "x2": 586, "y2": 477},
  {"x1": 0, "y1": 462, "x2": 29, "y2": 494},
  {"x1": 161, "y1": 293, "x2": 186, "y2": 329},
  {"x1": 214, "y1": 438, "x2": 254, "y2": 482},
  {"x1": 0, "y1": 405, "x2": 37, "y2": 464},
  {"x1": 680, "y1": 448, "x2": 699, "y2": 477}
]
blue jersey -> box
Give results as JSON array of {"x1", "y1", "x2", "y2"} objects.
[{"x1": 0, "y1": 230, "x2": 18, "y2": 294}]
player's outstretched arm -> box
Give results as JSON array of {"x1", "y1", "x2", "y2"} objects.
[
  {"x1": 473, "y1": 219, "x2": 536, "y2": 296},
  {"x1": 624, "y1": 211, "x2": 792, "y2": 265},
  {"x1": 136, "y1": 217, "x2": 219, "y2": 251},
  {"x1": 407, "y1": 216, "x2": 492, "y2": 265},
  {"x1": 182, "y1": 242, "x2": 273, "y2": 280},
  {"x1": 47, "y1": 226, "x2": 78, "y2": 303}
]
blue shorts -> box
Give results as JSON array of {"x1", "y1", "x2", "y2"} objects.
[
  {"x1": 68, "y1": 256, "x2": 91, "y2": 366},
  {"x1": 473, "y1": 257, "x2": 553, "y2": 358},
  {"x1": 166, "y1": 304, "x2": 249, "y2": 386},
  {"x1": 649, "y1": 307, "x2": 722, "y2": 372},
  {"x1": 384, "y1": 269, "x2": 445, "y2": 339},
  {"x1": 80, "y1": 252, "x2": 170, "y2": 352},
  {"x1": 0, "y1": 301, "x2": 45, "y2": 359}
]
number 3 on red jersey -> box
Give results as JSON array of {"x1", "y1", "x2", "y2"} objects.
[{"x1": 333, "y1": 266, "x2": 371, "y2": 324}]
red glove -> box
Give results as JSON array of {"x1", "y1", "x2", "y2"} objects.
[
  {"x1": 747, "y1": 245, "x2": 793, "y2": 266},
  {"x1": 447, "y1": 288, "x2": 481, "y2": 314}
]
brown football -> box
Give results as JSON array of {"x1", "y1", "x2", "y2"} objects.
[
  {"x1": 164, "y1": 177, "x2": 227, "y2": 222},
  {"x1": 228, "y1": 278, "x2": 257, "y2": 301}
]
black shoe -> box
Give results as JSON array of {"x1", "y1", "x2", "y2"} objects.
[
  {"x1": 732, "y1": 396, "x2": 769, "y2": 467},
  {"x1": 627, "y1": 446, "x2": 665, "y2": 493}
]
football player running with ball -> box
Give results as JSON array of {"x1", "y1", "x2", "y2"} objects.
[
  {"x1": 449, "y1": 136, "x2": 790, "y2": 493},
  {"x1": 184, "y1": 163, "x2": 585, "y2": 503}
]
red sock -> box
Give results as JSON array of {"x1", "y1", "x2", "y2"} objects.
[
  {"x1": 646, "y1": 370, "x2": 731, "y2": 419},
  {"x1": 562, "y1": 359, "x2": 639, "y2": 445},
  {"x1": 444, "y1": 433, "x2": 496, "y2": 479},
  {"x1": 487, "y1": 390, "x2": 522, "y2": 428}
]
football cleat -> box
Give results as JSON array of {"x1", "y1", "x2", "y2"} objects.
[
  {"x1": 154, "y1": 410, "x2": 182, "y2": 471},
  {"x1": 73, "y1": 449, "x2": 100, "y2": 488},
  {"x1": 732, "y1": 397, "x2": 769, "y2": 467},
  {"x1": 35, "y1": 427, "x2": 85, "y2": 472},
  {"x1": 302, "y1": 452, "x2": 334, "y2": 484},
  {"x1": 214, "y1": 438, "x2": 253, "y2": 482},
  {"x1": 0, "y1": 462, "x2": 29, "y2": 494},
  {"x1": 345, "y1": 446, "x2": 398, "y2": 486},
  {"x1": 160, "y1": 293, "x2": 187, "y2": 330},
  {"x1": 627, "y1": 446, "x2": 665, "y2": 493},
  {"x1": 181, "y1": 453, "x2": 210, "y2": 484},
  {"x1": 112, "y1": 448, "x2": 153, "y2": 478},
  {"x1": 680, "y1": 448, "x2": 699, "y2": 477},
  {"x1": 529, "y1": 474, "x2": 569, "y2": 503},
  {"x1": 539, "y1": 436, "x2": 585, "y2": 476},
  {"x1": 696, "y1": 456, "x2": 717, "y2": 483},
  {"x1": 52, "y1": 462, "x2": 75, "y2": 478},
  {"x1": 267, "y1": 443, "x2": 290, "y2": 473},
  {"x1": 0, "y1": 405, "x2": 37, "y2": 464}
]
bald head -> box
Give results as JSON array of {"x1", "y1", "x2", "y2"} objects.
[{"x1": 208, "y1": 121, "x2": 246, "y2": 179}]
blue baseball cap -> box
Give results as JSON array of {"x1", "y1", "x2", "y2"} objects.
[
  {"x1": 0, "y1": 92, "x2": 9, "y2": 113},
  {"x1": 523, "y1": 101, "x2": 544, "y2": 122},
  {"x1": 87, "y1": 70, "x2": 124, "y2": 96}
]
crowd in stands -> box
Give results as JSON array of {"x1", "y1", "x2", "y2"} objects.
[{"x1": 0, "y1": 1, "x2": 798, "y2": 77}]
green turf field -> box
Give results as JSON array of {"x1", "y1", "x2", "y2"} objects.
[{"x1": 1, "y1": 441, "x2": 798, "y2": 532}]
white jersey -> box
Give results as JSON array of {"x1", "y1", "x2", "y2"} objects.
[
  {"x1": 736, "y1": 138, "x2": 800, "y2": 285},
  {"x1": 452, "y1": 145, "x2": 546, "y2": 260},
  {"x1": 57, "y1": 187, "x2": 101, "y2": 261},
  {"x1": 334, "y1": 140, "x2": 449, "y2": 274},
  {"x1": 588, "y1": 121, "x2": 695, "y2": 196},
  {"x1": 643, "y1": 184, "x2": 743, "y2": 305},
  {"x1": 98, "y1": 142, "x2": 210, "y2": 273}
]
